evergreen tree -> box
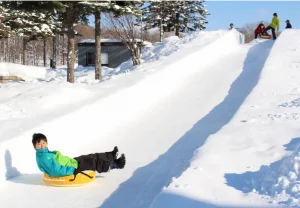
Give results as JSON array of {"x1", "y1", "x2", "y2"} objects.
[
  {"x1": 55, "y1": 1, "x2": 90, "y2": 83},
  {"x1": 4, "y1": 1, "x2": 90, "y2": 82},
  {"x1": 162, "y1": 1, "x2": 209, "y2": 35},
  {"x1": 110, "y1": 1, "x2": 141, "y2": 17},
  {"x1": 138, "y1": 1, "x2": 173, "y2": 41},
  {"x1": 138, "y1": 1, "x2": 208, "y2": 40},
  {"x1": 0, "y1": 3, "x2": 11, "y2": 38},
  {"x1": 182, "y1": 1, "x2": 209, "y2": 31},
  {"x1": 1, "y1": 1, "x2": 65, "y2": 37},
  {"x1": 1, "y1": 1, "x2": 65, "y2": 65}
]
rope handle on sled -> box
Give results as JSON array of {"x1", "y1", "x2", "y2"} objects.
[{"x1": 69, "y1": 171, "x2": 94, "y2": 182}]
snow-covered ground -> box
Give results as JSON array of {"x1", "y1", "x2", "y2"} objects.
[
  {"x1": 151, "y1": 29, "x2": 300, "y2": 208},
  {"x1": 0, "y1": 29, "x2": 299, "y2": 208}
]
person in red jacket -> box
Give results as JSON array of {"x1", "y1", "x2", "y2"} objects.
[{"x1": 255, "y1": 22, "x2": 268, "y2": 38}]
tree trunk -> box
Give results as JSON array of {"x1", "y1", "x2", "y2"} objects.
[
  {"x1": 3, "y1": 39, "x2": 6, "y2": 62},
  {"x1": 57, "y1": 34, "x2": 60, "y2": 66},
  {"x1": 95, "y1": 10, "x2": 102, "y2": 80},
  {"x1": 160, "y1": 18, "x2": 163, "y2": 42},
  {"x1": 175, "y1": 13, "x2": 180, "y2": 36},
  {"x1": 7, "y1": 38, "x2": 10, "y2": 62},
  {"x1": 62, "y1": 35, "x2": 65, "y2": 65},
  {"x1": 43, "y1": 38, "x2": 46, "y2": 67},
  {"x1": 22, "y1": 37, "x2": 28, "y2": 65},
  {"x1": 67, "y1": 3, "x2": 75, "y2": 83},
  {"x1": 131, "y1": 45, "x2": 141, "y2": 66},
  {"x1": 52, "y1": 35, "x2": 56, "y2": 68},
  {"x1": 132, "y1": 56, "x2": 141, "y2": 66},
  {"x1": 159, "y1": 3, "x2": 163, "y2": 42}
]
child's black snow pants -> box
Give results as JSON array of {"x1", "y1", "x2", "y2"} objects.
[{"x1": 74, "y1": 152, "x2": 114, "y2": 174}]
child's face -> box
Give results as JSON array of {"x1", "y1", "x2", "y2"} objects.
[{"x1": 35, "y1": 140, "x2": 48, "y2": 150}]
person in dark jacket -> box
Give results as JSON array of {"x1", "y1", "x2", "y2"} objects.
[
  {"x1": 286, "y1": 20, "x2": 292, "y2": 29},
  {"x1": 33, "y1": 133, "x2": 126, "y2": 178},
  {"x1": 255, "y1": 22, "x2": 268, "y2": 38}
]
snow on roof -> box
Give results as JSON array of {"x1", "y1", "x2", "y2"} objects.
[{"x1": 79, "y1": 39, "x2": 143, "y2": 43}]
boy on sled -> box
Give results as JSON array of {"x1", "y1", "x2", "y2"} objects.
[{"x1": 32, "y1": 133, "x2": 126, "y2": 178}]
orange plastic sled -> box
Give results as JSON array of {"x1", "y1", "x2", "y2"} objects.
[
  {"x1": 43, "y1": 170, "x2": 96, "y2": 187},
  {"x1": 260, "y1": 35, "x2": 272, "y2": 39}
]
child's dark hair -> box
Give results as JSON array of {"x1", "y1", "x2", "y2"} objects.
[{"x1": 32, "y1": 133, "x2": 47, "y2": 147}]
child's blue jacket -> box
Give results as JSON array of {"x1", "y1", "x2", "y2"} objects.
[{"x1": 35, "y1": 147, "x2": 77, "y2": 177}]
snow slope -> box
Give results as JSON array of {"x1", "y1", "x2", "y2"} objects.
[
  {"x1": 151, "y1": 29, "x2": 300, "y2": 208},
  {"x1": 0, "y1": 29, "x2": 243, "y2": 207},
  {"x1": 1, "y1": 29, "x2": 299, "y2": 208},
  {"x1": 0, "y1": 30, "x2": 239, "y2": 144}
]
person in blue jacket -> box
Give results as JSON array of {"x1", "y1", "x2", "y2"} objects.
[{"x1": 33, "y1": 133, "x2": 126, "y2": 178}]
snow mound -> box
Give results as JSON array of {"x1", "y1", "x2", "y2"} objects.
[
  {"x1": 226, "y1": 138, "x2": 300, "y2": 207},
  {"x1": 279, "y1": 98, "x2": 300, "y2": 108},
  {"x1": 257, "y1": 139, "x2": 300, "y2": 207},
  {"x1": 0, "y1": 63, "x2": 47, "y2": 81},
  {"x1": 267, "y1": 112, "x2": 300, "y2": 121}
]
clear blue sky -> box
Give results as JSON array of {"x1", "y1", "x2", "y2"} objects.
[
  {"x1": 88, "y1": 1, "x2": 299, "y2": 32},
  {"x1": 205, "y1": 1, "x2": 300, "y2": 31}
]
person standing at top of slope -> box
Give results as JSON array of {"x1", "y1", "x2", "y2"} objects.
[
  {"x1": 229, "y1": 23, "x2": 234, "y2": 30},
  {"x1": 262, "y1": 13, "x2": 280, "y2": 40},
  {"x1": 32, "y1": 133, "x2": 126, "y2": 178},
  {"x1": 286, "y1": 20, "x2": 292, "y2": 29}
]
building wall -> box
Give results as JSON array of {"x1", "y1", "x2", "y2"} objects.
[{"x1": 78, "y1": 44, "x2": 132, "y2": 68}]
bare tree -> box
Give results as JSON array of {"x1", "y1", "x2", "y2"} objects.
[{"x1": 104, "y1": 13, "x2": 141, "y2": 66}]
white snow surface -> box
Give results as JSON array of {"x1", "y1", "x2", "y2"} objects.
[{"x1": 1, "y1": 29, "x2": 300, "y2": 208}]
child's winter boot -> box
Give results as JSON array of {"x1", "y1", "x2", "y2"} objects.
[{"x1": 110, "y1": 154, "x2": 126, "y2": 169}]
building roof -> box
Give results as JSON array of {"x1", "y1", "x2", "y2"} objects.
[{"x1": 79, "y1": 38, "x2": 143, "y2": 43}]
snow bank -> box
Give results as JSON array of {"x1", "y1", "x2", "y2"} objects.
[
  {"x1": 250, "y1": 138, "x2": 300, "y2": 207},
  {"x1": 0, "y1": 63, "x2": 47, "y2": 81},
  {"x1": 223, "y1": 138, "x2": 300, "y2": 208},
  {"x1": 233, "y1": 29, "x2": 300, "y2": 207},
  {"x1": 0, "y1": 63, "x2": 132, "y2": 84}
]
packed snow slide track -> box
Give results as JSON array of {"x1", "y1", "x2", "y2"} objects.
[
  {"x1": 148, "y1": 40, "x2": 275, "y2": 208},
  {"x1": 100, "y1": 40, "x2": 274, "y2": 208},
  {"x1": 0, "y1": 31, "x2": 273, "y2": 208}
]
